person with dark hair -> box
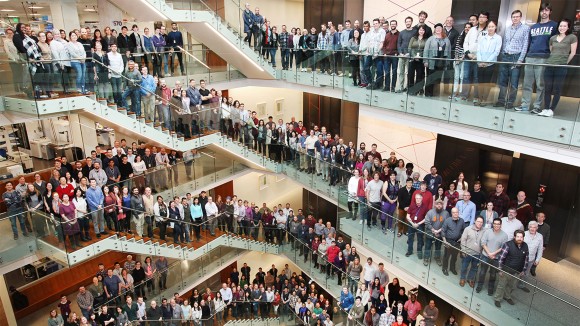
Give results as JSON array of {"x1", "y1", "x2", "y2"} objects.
[
  {"x1": 493, "y1": 229, "x2": 529, "y2": 307},
  {"x1": 461, "y1": 11, "x2": 489, "y2": 105},
  {"x1": 450, "y1": 22, "x2": 472, "y2": 100},
  {"x1": 413, "y1": 11, "x2": 432, "y2": 39},
  {"x1": 407, "y1": 25, "x2": 427, "y2": 95},
  {"x1": 517, "y1": 2, "x2": 558, "y2": 114},
  {"x1": 540, "y1": 18, "x2": 577, "y2": 117}
]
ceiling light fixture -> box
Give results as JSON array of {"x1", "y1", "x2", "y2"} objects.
[
  {"x1": 0, "y1": 9, "x2": 15, "y2": 12},
  {"x1": 28, "y1": 6, "x2": 44, "y2": 9}
]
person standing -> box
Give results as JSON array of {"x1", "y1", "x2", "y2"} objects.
[
  {"x1": 460, "y1": 11, "x2": 489, "y2": 105},
  {"x1": 3, "y1": 182, "x2": 28, "y2": 239},
  {"x1": 476, "y1": 21, "x2": 502, "y2": 105},
  {"x1": 501, "y1": 208, "x2": 524, "y2": 241},
  {"x1": 396, "y1": 17, "x2": 414, "y2": 92},
  {"x1": 121, "y1": 60, "x2": 142, "y2": 116},
  {"x1": 533, "y1": 212, "x2": 550, "y2": 276},
  {"x1": 441, "y1": 208, "x2": 465, "y2": 276},
  {"x1": 423, "y1": 23, "x2": 451, "y2": 97},
  {"x1": 459, "y1": 216, "x2": 484, "y2": 288},
  {"x1": 517, "y1": 2, "x2": 558, "y2": 114},
  {"x1": 494, "y1": 10, "x2": 529, "y2": 109},
  {"x1": 365, "y1": 172, "x2": 384, "y2": 230},
  {"x1": 423, "y1": 199, "x2": 449, "y2": 266},
  {"x1": 405, "y1": 193, "x2": 428, "y2": 259},
  {"x1": 141, "y1": 66, "x2": 156, "y2": 122},
  {"x1": 243, "y1": 3, "x2": 255, "y2": 46},
  {"x1": 374, "y1": 20, "x2": 399, "y2": 91},
  {"x1": 166, "y1": 23, "x2": 185, "y2": 76},
  {"x1": 540, "y1": 18, "x2": 578, "y2": 117},
  {"x1": 476, "y1": 217, "x2": 508, "y2": 294},
  {"x1": 518, "y1": 221, "x2": 544, "y2": 292},
  {"x1": 493, "y1": 230, "x2": 529, "y2": 307},
  {"x1": 107, "y1": 43, "x2": 124, "y2": 106}
]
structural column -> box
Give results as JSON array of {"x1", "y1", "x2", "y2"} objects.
[
  {"x1": 49, "y1": 0, "x2": 80, "y2": 32},
  {"x1": 98, "y1": 0, "x2": 124, "y2": 29}
]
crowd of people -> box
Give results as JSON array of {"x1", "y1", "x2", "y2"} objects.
[
  {"x1": 3, "y1": 2, "x2": 576, "y2": 121},
  {"x1": 241, "y1": 2, "x2": 576, "y2": 116},
  {"x1": 43, "y1": 227, "x2": 460, "y2": 326}
]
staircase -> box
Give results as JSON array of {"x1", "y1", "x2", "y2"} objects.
[{"x1": 108, "y1": 0, "x2": 276, "y2": 79}]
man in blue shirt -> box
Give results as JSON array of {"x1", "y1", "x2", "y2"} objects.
[
  {"x1": 103, "y1": 269, "x2": 122, "y2": 305},
  {"x1": 166, "y1": 23, "x2": 185, "y2": 76},
  {"x1": 140, "y1": 66, "x2": 156, "y2": 122},
  {"x1": 456, "y1": 191, "x2": 477, "y2": 225},
  {"x1": 85, "y1": 178, "x2": 105, "y2": 237},
  {"x1": 516, "y1": 2, "x2": 558, "y2": 113},
  {"x1": 423, "y1": 166, "x2": 442, "y2": 195}
]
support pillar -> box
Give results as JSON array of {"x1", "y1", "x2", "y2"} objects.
[
  {"x1": 49, "y1": 0, "x2": 80, "y2": 32},
  {"x1": 98, "y1": 0, "x2": 124, "y2": 29}
]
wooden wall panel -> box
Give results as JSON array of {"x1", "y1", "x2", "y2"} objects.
[{"x1": 14, "y1": 251, "x2": 126, "y2": 319}]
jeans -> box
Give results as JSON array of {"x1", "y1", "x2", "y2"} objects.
[
  {"x1": 8, "y1": 209, "x2": 27, "y2": 237},
  {"x1": 406, "y1": 224, "x2": 425, "y2": 254},
  {"x1": 110, "y1": 77, "x2": 122, "y2": 106},
  {"x1": 477, "y1": 255, "x2": 499, "y2": 292},
  {"x1": 452, "y1": 61, "x2": 465, "y2": 95},
  {"x1": 423, "y1": 234, "x2": 442, "y2": 260},
  {"x1": 91, "y1": 209, "x2": 105, "y2": 234},
  {"x1": 357, "y1": 196, "x2": 367, "y2": 222},
  {"x1": 374, "y1": 57, "x2": 386, "y2": 88},
  {"x1": 122, "y1": 88, "x2": 142, "y2": 115},
  {"x1": 460, "y1": 253, "x2": 481, "y2": 281},
  {"x1": 270, "y1": 48, "x2": 277, "y2": 67},
  {"x1": 281, "y1": 49, "x2": 290, "y2": 69},
  {"x1": 160, "y1": 104, "x2": 171, "y2": 130},
  {"x1": 70, "y1": 61, "x2": 86, "y2": 92},
  {"x1": 383, "y1": 56, "x2": 398, "y2": 90},
  {"x1": 496, "y1": 53, "x2": 522, "y2": 106},
  {"x1": 460, "y1": 60, "x2": 479, "y2": 99},
  {"x1": 362, "y1": 55, "x2": 373, "y2": 85},
  {"x1": 543, "y1": 66, "x2": 567, "y2": 111},
  {"x1": 170, "y1": 50, "x2": 185, "y2": 74},
  {"x1": 521, "y1": 57, "x2": 546, "y2": 110}
]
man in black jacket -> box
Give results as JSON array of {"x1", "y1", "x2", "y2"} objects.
[{"x1": 494, "y1": 230, "x2": 529, "y2": 307}]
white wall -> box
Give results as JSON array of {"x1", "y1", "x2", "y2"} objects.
[
  {"x1": 357, "y1": 109, "x2": 436, "y2": 177},
  {"x1": 225, "y1": 0, "x2": 304, "y2": 33},
  {"x1": 232, "y1": 171, "x2": 303, "y2": 210},
  {"x1": 363, "y1": 0, "x2": 452, "y2": 27},
  {"x1": 228, "y1": 86, "x2": 303, "y2": 122}
]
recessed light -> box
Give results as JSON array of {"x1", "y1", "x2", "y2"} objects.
[
  {"x1": 0, "y1": 9, "x2": 15, "y2": 12},
  {"x1": 83, "y1": 8, "x2": 97, "y2": 12},
  {"x1": 28, "y1": 6, "x2": 44, "y2": 9},
  {"x1": 7, "y1": 15, "x2": 19, "y2": 18},
  {"x1": 29, "y1": 13, "x2": 40, "y2": 16}
]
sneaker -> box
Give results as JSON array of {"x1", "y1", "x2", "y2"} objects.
[
  {"x1": 476, "y1": 286, "x2": 482, "y2": 293},
  {"x1": 537, "y1": 109, "x2": 554, "y2": 117},
  {"x1": 494, "y1": 301, "x2": 501, "y2": 308},
  {"x1": 506, "y1": 298, "x2": 516, "y2": 305},
  {"x1": 423, "y1": 260, "x2": 429, "y2": 266},
  {"x1": 515, "y1": 106, "x2": 528, "y2": 112},
  {"x1": 493, "y1": 102, "x2": 505, "y2": 107},
  {"x1": 531, "y1": 108, "x2": 542, "y2": 114},
  {"x1": 359, "y1": 220, "x2": 363, "y2": 225},
  {"x1": 405, "y1": 252, "x2": 412, "y2": 257}
]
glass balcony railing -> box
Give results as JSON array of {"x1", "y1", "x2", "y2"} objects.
[
  {"x1": 0, "y1": 149, "x2": 248, "y2": 267},
  {"x1": 169, "y1": 129, "x2": 579, "y2": 326},
  {"x1": 0, "y1": 43, "x2": 245, "y2": 115}
]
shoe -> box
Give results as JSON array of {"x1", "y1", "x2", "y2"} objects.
[
  {"x1": 442, "y1": 269, "x2": 449, "y2": 276},
  {"x1": 494, "y1": 301, "x2": 501, "y2": 308},
  {"x1": 450, "y1": 269, "x2": 458, "y2": 275},
  {"x1": 397, "y1": 233, "x2": 402, "y2": 237},
  {"x1": 537, "y1": 109, "x2": 554, "y2": 117},
  {"x1": 515, "y1": 106, "x2": 528, "y2": 112},
  {"x1": 530, "y1": 266, "x2": 537, "y2": 277},
  {"x1": 459, "y1": 279, "x2": 466, "y2": 287},
  {"x1": 531, "y1": 108, "x2": 542, "y2": 114},
  {"x1": 423, "y1": 260, "x2": 429, "y2": 266},
  {"x1": 487, "y1": 291, "x2": 494, "y2": 296},
  {"x1": 96, "y1": 233, "x2": 101, "y2": 238},
  {"x1": 86, "y1": 235, "x2": 92, "y2": 240},
  {"x1": 14, "y1": 235, "x2": 18, "y2": 240},
  {"x1": 493, "y1": 102, "x2": 504, "y2": 107},
  {"x1": 476, "y1": 286, "x2": 482, "y2": 293},
  {"x1": 359, "y1": 220, "x2": 363, "y2": 224},
  {"x1": 435, "y1": 258, "x2": 442, "y2": 266},
  {"x1": 520, "y1": 286, "x2": 530, "y2": 293},
  {"x1": 417, "y1": 253, "x2": 423, "y2": 260},
  {"x1": 405, "y1": 252, "x2": 412, "y2": 257},
  {"x1": 469, "y1": 281, "x2": 475, "y2": 288},
  {"x1": 506, "y1": 298, "x2": 515, "y2": 305}
]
